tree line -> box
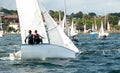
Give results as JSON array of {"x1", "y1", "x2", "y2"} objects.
[
  {"x1": 49, "y1": 10, "x2": 120, "y2": 31},
  {"x1": 1, "y1": 8, "x2": 120, "y2": 31}
]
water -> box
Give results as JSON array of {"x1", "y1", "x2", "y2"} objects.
[{"x1": 0, "y1": 34, "x2": 120, "y2": 73}]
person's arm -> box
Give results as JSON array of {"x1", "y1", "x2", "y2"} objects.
[
  {"x1": 25, "y1": 36, "x2": 28, "y2": 43},
  {"x1": 38, "y1": 34, "x2": 44, "y2": 38}
]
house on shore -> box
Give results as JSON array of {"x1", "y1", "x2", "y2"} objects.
[{"x1": 3, "y1": 14, "x2": 20, "y2": 33}]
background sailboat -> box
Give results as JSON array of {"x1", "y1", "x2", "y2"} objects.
[
  {"x1": 15, "y1": 0, "x2": 79, "y2": 59},
  {"x1": 0, "y1": 23, "x2": 4, "y2": 37},
  {"x1": 107, "y1": 21, "x2": 110, "y2": 32},
  {"x1": 90, "y1": 24, "x2": 98, "y2": 37},
  {"x1": 118, "y1": 20, "x2": 120, "y2": 26},
  {"x1": 84, "y1": 23, "x2": 87, "y2": 33},
  {"x1": 90, "y1": 16, "x2": 98, "y2": 37},
  {"x1": 70, "y1": 18, "x2": 78, "y2": 36},
  {"x1": 58, "y1": 11, "x2": 65, "y2": 32},
  {"x1": 70, "y1": 18, "x2": 79, "y2": 43},
  {"x1": 98, "y1": 21, "x2": 109, "y2": 38}
]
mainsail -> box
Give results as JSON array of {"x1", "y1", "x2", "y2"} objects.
[{"x1": 16, "y1": 0, "x2": 48, "y2": 44}]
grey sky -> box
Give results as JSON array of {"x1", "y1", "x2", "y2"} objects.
[{"x1": 0, "y1": 0, "x2": 120, "y2": 15}]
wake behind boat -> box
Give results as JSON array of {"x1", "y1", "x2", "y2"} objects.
[{"x1": 13, "y1": 0, "x2": 80, "y2": 60}]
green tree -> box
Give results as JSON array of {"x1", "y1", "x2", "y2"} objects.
[
  {"x1": 88, "y1": 12, "x2": 96, "y2": 17},
  {"x1": 0, "y1": 7, "x2": 17, "y2": 15},
  {"x1": 6, "y1": 27, "x2": 15, "y2": 32}
]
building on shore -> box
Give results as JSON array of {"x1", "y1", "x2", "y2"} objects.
[
  {"x1": 3, "y1": 14, "x2": 20, "y2": 33},
  {"x1": 118, "y1": 20, "x2": 120, "y2": 26}
]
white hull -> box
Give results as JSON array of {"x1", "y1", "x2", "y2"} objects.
[
  {"x1": 90, "y1": 32, "x2": 98, "y2": 35},
  {"x1": 98, "y1": 32, "x2": 109, "y2": 38},
  {"x1": 20, "y1": 44, "x2": 78, "y2": 60}
]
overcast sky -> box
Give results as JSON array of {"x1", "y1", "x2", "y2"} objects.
[{"x1": 0, "y1": 0, "x2": 120, "y2": 15}]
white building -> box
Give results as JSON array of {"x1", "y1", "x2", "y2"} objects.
[
  {"x1": 9, "y1": 22, "x2": 19, "y2": 30},
  {"x1": 118, "y1": 20, "x2": 120, "y2": 26}
]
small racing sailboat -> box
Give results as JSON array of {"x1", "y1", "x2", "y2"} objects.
[
  {"x1": 90, "y1": 24, "x2": 98, "y2": 37},
  {"x1": 98, "y1": 21, "x2": 109, "y2": 38},
  {"x1": 0, "y1": 23, "x2": 4, "y2": 37},
  {"x1": 15, "y1": 0, "x2": 80, "y2": 60},
  {"x1": 70, "y1": 19, "x2": 78, "y2": 36}
]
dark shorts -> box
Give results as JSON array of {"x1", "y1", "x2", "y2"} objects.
[
  {"x1": 34, "y1": 38, "x2": 43, "y2": 44},
  {"x1": 28, "y1": 40, "x2": 34, "y2": 44}
]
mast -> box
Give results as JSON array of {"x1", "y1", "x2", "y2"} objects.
[{"x1": 64, "y1": 0, "x2": 69, "y2": 36}]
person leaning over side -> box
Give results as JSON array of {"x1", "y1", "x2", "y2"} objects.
[
  {"x1": 33, "y1": 30, "x2": 44, "y2": 44},
  {"x1": 25, "y1": 30, "x2": 34, "y2": 45}
]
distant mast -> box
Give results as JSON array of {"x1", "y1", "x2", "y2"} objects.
[{"x1": 64, "y1": 0, "x2": 69, "y2": 36}]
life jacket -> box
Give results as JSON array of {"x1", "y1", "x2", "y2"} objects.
[
  {"x1": 34, "y1": 33, "x2": 41, "y2": 44},
  {"x1": 34, "y1": 34, "x2": 40, "y2": 40},
  {"x1": 28, "y1": 34, "x2": 33, "y2": 41}
]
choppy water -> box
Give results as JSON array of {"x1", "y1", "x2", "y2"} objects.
[{"x1": 0, "y1": 34, "x2": 120, "y2": 73}]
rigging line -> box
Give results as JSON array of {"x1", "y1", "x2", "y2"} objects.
[
  {"x1": 48, "y1": 26, "x2": 58, "y2": 31},
  {"x1": 42, "y1": 10, "x2": 58, "y2": 31}
]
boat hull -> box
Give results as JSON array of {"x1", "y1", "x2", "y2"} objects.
[
  {"x1": 98, "y1": 33, "x2": 109, "y2": 38},
  {"x1": 21, "y1": 44, "x2": 77, "y2": 60},
  {"x1": 90, "y1": 32, "x2": 98, "y2": 37}
]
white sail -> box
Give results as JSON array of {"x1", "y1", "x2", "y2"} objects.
[
  {"x1": 61, "y1": 15, "x2": 65, "y2": 31},
  {"x1": 16, "y1": 0, "x2": 48, "y2": 44},
  {"x1": 107, "y1": 21, "x2": 110, "y2": 31},
  {"x1": 39, "y1": 3, "x2": 79, "y2": 53},
  {"x1": 0, "y1": 23, "x2": 3, "y2": 37},
  {"x1": 118, "y1": 20, "x2": 120, "y2": 26},
  {"x1": 94, "y1": 16, "x2": 97, "y2": 30},
  {"x1": 99, "y1": 21, "x2": 104, "y2": 34},
  {"x1": 98, "y1": 21, "x2": 109, "y2": 38},
  {"x1": 58, "y1": 14, "x2": 65, "y2": 32},
  {"x1": 58, "y1": 11, "x2": 62, "y2": 25},
  {"x1": 70, "y1": 19, "x2": 77, "y2": 36},
  {"x1": 95, "y1": 24, "x2": 97, "y2": 30},
  {"x1": 92, "y1": 24, "x2": 95, "y2": 31},
  {"x1": 84, "y1": 23, "x2": 87, "y2": 33}
]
